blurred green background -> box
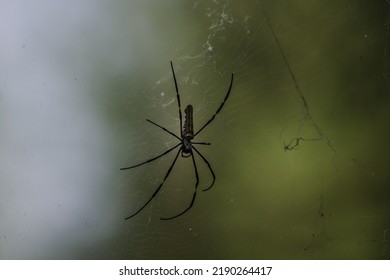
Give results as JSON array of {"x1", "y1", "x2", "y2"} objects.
[{"x1": 0, "y1": 0, "x2": 389, "y2": 259}]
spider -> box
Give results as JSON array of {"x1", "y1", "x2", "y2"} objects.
[{"x1": 121, "y1": 61, "x2": 234, "y2": 220}]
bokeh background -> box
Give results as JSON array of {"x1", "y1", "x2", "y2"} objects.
[{"x1": 1, "y1": 0, "x2": 389, "y2": 259}]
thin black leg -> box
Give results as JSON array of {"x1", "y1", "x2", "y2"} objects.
[
  {"x1": 191, "y1": 142, "x2": 211, "y2": 145},
  {"x1": 125, "y1": 147, "x2": 182, "y2": 220},
  {"x1": 146, "y1": 119, "x2": 181, "y2": 141},
  {"x1": 194, "y1": 73, "x2": 234, "y2": 137},
  {"x1": 192, "y1": 146, "x2": 215, "y2": 191},
  {"x1": 170, "y1": 61, "x2": 183, "y2": 134},
  {"x1": 120, "y1": 143, "x2": 181, "y2": 170},
  {"x1": 161, "y1": 150, "x2": 199, "y2": 220}
]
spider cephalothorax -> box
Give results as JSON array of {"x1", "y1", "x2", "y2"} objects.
[{"x1": 121, "y1": 61, "x2": 234, "y2": 220}]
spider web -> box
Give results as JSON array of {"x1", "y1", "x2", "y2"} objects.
[{"x1": 1, "y1": 0, "x2": 390, "y2": 259}]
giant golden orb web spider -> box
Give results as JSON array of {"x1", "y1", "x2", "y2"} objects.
[{"x1": 121, "y1": 61, "x2": 234, "y2": 220}]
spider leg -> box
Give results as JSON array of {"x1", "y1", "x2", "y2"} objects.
[
  {"x1": 161, "y1": 150, "x2": 199, "y2": 220},
  {"x1": 120, "y1": 143, "x2": 181, "y2": 170},
  {"x1": 194, "y1": 72, "x2": 234, "y2": 137},
  {"x1": 125, "y1": 147, "x2": 182, "y2": 220},
  {"x1": 146, "y1": 119, "x2": 181, "y2": 141},
  {"x1": 192, "y1": 146, "x2": 215, "y2": 191},
  {"x1": 170, "y1": 61, "x2": 183, "y2": 133},
  {"x1": 191, "y1": 142, "x2": 211, "y2": 145}
]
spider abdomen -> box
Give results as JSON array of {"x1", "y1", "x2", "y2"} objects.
[{"x1": 183, "y1": 105, "x2": 194, "y2": 140}]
